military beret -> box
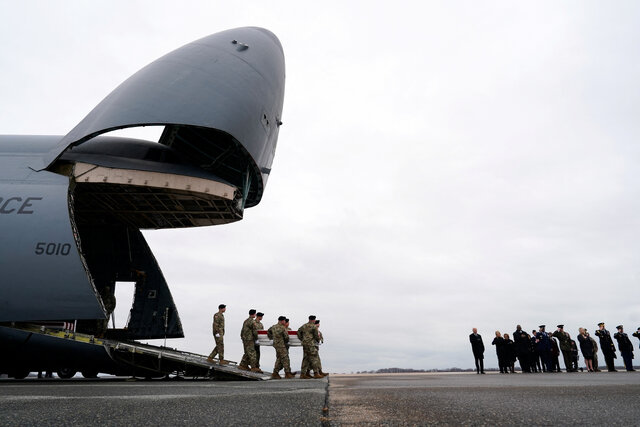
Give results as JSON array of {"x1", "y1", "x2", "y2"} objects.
[
  {"x1": 278, "y1": 316, "x2": 286, "y2": 321},
  {"x1": 616, "y1": 325, "x2": 623, "y2": 330},
  {"x1": 315, "y1": 320, "x2": 320, "y2": 324},
  {"x1": 285, "y1": 318, "x2": 289, "y2": 322},
  {"x1": 539, "y1": 325, "x2": 545, "y2": 328},
  {"x1": 218, "y1": 304, "x2": 226, "y2": 309},
  {"x1": 309, "y1": 315, "x2": 317, "y2": 320},
  {"x1": 256, "y1": 312, "x2": 264, "y2": 317},
  {"x1": 557, "y1": 325, "x2": 564, "y2": 329},
  {"x1": 598, "y1": 322, "x2": 605, "y2": 326},
  {"x1": 249, "y1": 309, "x2": 256, "y2": 315}
]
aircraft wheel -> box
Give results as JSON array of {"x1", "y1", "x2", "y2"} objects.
[
  {"x1": 10, "y1": 369, "x2": 30, "y2": 379},
  {"x1": 81, "y1": 369, "x2": 99, "y2": 379},
  {"x1": 56, "y1": 368, "x2": 77, "y2": 379}
]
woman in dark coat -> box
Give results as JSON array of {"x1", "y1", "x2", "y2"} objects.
[
  {"x1": 503, "y1": 333, "x2": 516, "y2": 373},
  {"x1": 492, "y1": 331, "x2": 507, "y2": 373},
  {"x1": 577, "y1": 327, "x2": 594, "y2": 372}
]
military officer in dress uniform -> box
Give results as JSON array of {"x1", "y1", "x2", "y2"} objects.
[
  {"x1": 469, "y1": 328, "x2": 485, "y2": 374},
  {"x1": 207, "y1": 304, "x2": 228, "y2": 364},
  {"x1": 536, "y1": 325, "x2": 553, "y2": 372},
  {"x1": 552, "y1": 325, "x2": 575, "y2": 372},
  {"x1": 595, "y1": 322, "x2": 617, "y2": 372},
  {"x1": 633, "y1": 327, "x2": 640, "y2": 349},
  {"x1": 613, "y1": 325, "x2": 635, "y2": 371}
]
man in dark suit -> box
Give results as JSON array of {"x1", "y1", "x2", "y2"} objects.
[{"x1": 469, "y1": 328, "x2": 485, "y2": 374}]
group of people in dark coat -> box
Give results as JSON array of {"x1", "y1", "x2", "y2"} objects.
[{"x1": 469, "y1": 323, "x2": 639, "y2": 374}]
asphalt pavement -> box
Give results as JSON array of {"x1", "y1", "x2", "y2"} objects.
[
  {"x1": 327, "y1": 371, "x2": 640, "y2": 425},
  {"x1": 0, "y1": 376, "x2": 328, "y2": 426},
  {"x1": 2, "y1": 372, "x2": 639, "y2": 426}
]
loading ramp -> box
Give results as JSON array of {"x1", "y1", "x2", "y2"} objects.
[
  {"x1": 1, "y1": 324, "x2": 267, "y2": 381},
  {"x1": 105, "y1": 340, "x2": 268, "y2": 380}
]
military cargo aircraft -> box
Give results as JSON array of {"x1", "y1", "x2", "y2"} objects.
[{"x1": 0, "y1": 27, "x2": 285, "y2": 379}]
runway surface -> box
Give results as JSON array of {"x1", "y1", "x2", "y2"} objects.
[
  {"x1": 1, "y1": 372, "x2": 639, "y2": 426},
  {"x1": 327, "y1": 371, "x2": 640, "y2": 425},
  {"x1": 0, "y1": 376, "x2": 328, "y2": 426}
]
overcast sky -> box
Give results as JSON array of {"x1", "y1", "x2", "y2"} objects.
[{"x1": 1, "y1": 1, "x2": 640, "y2": 373}]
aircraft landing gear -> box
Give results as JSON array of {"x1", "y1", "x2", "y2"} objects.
[
  {"x1": 56, "y1": 368, "x2": 77, "y2": 379},
  {"x1": 9, "y1": 368, "x2": 30, "y2": 379},
  {"x1": 81, "y1": 369, "x2": 98, "y2": 378}
]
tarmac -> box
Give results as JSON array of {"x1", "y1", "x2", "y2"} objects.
[
  {"x1": 1, "y1": 371, "x2": 639, "y2": 426},
  {"x1": 328, "y1": 371, "x2": 640, "y2": 426},
  {"x1": 0, "y1": 376, "x2": 328, "y2": 426}
]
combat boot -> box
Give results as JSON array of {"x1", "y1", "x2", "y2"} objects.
[
  {"x1": 206, "y1": 356, "x2": 214, "y2": 363},
  {"x1": 284, "y1": 372, "x2": 296, "y2": 379},
  {"x1": 313, "y1": 372, "x2": 324, "y2": 379},
  {"x1": 219, "y1": 359, "x2": 229, "y2": 365},
  {"x1": 250, "y1": 367, "x2": 264, "y2": 373},
  {"x1": 271, "y1": 372, "x2": 282, "y2": 379},
  {"x1": 319, "y1": 370, "x2": 329, "y2": 377},
  {"x1": 300, "y1": 373, "x2": 312, "y2": 379},
  {"x1": 237, "y1": 364, "x2": 249, "y2": 371}
]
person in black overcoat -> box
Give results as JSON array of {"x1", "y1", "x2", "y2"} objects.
[{"x1": 469, "y1": 328, "x2": 485, "y2": 374}]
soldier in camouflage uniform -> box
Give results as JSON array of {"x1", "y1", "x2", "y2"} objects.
[
  {"x1": 315, "y1": 320, "x2": 327, "y2": 376},
  {"x1": 96, "y1": 283, "x2": 116, "y2": 337},
  {"x1": 298, "y1": 315, "x2": 323, "y2": 379},
  {"x1": 302, "y1": 319, "x2": 327, "y2": 377},
  {"x1": 268, "y1": 316, "x2": 295, "y2": 379},
  {"x1": 207, "y1": 304, "x2": 227, "y2": 364},
  {"x1": 254, "y1": 312, "x2": 264, "y2": 369},
  {"x1": 552, "y1": 325, "x2": 575, "y2": 372},
  {"x1": 239, "y1": 309, "x2": 262, "y2": 372},
  {"x1": 588, "y1": 331, "x2": 600, "y2": 371}
]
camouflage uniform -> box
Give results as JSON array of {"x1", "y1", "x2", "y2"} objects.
[
  {"x1": 589, "y1": 335, "x2": 599, "y2": 371},
  {"x1": 298, "y1": 322, "x2": 321, "y2": 374},
  {"x1": 317, "y1": 330, "x2": 324, "y2": 371},
  {"x1": 269, "y1": 323, "x2": 291, "y2": 373},
  {"x1": 239, "y1": 316, "x2": 258, "y2": 368},
  {"x1": 254, "y1": 319, "x2": 264, "y2": 368},
  {"x1": 302, "y1": 327, "x2": 324, "y2": 374},
  {"x1": 208, "y1": 311, "x2": 225, "y2": 361},
  {"x1": 552, "y1": 330, "x2": 573, "y2": 372},
  {"x1": 96, "y1": 285, "x2": 116, "y2": 336}
]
